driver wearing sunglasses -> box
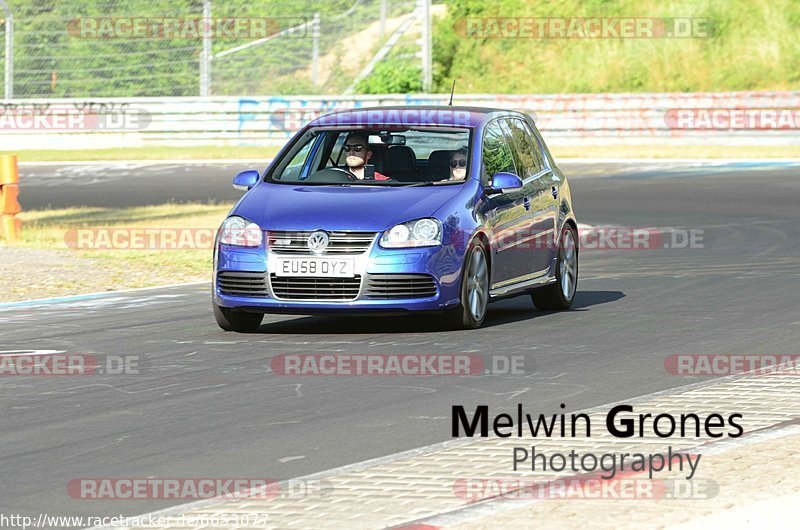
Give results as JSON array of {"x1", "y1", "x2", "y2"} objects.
[
  {"x1": 342, "y1": 133, "x2": 389, "y2": 181},
  {"x1": 448, "y1": 147, "x2": 469, "y2": 181}
]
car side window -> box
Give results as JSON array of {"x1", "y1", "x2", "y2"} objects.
[
  {"x1": 502, "y1": 118, "x2": 545, "y2": 180},
  {"x1": 326, "y1": 133, "x2": 347, "y2": 167},
  {"x1": 526, "y1": 120, "x2": 554, "y2": 171},
  {"x1": 275, "y1": 134, "x2": 316, "y2": 180},
  {"x1": 522, "y1": 119, "x2": 550, "y2": 171},
  {"x1": 482, "y1": 121, "x2": 516, "y2": 184}
]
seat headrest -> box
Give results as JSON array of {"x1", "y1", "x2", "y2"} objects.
[
  {"x1": 428, "y1": 150, "x2": 452, "y2": 171},
  {"x1": 384, "y1": 146, "x2": 416, "y2": 172}
]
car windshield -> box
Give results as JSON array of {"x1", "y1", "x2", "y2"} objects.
[{"x1": 268, "y1": 127, "x2": 472, "y2": 185}]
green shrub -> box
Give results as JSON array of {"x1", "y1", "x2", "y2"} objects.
[{"x1": 356, "y1": 59, "x2": 423, "y2": 94}]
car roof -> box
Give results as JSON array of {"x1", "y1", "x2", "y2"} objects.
[{"x1": 308, "y1": 105, "x2": 526, "y2": 129}]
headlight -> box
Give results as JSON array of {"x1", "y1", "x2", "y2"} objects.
[
  {"x1": 380, "y1": 218, "x2": 442, "y2": 248},
  {"x1": 218, "y1": 216, "x2": 263, "y2": 247}
]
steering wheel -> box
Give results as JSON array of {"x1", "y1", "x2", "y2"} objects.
[{"x1": 307, "y1": 166, "x2": 358, "y2": 182}]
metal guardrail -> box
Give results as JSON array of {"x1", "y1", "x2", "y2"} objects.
[{"x1": 1, "y1": 91, "x2": 798, "y2": 150}]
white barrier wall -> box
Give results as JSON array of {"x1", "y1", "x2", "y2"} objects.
[{"x1": 1, "y1": 91, "x2": 799, "y2": 150}]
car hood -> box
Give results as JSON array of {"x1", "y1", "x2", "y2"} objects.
[{"x1": 234, "y1": 183, "x2": 468, "y2": 232}]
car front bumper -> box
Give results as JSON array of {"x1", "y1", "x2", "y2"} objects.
[{"x1": 213, "y1": 243, "x2": 464, "y2": 314}]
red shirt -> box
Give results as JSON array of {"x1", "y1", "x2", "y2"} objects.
[{"x1": 374, "y1": 171, "x2": 389, "y2": 181}]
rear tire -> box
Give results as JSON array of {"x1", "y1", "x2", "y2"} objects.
[
  {"x1": 442, "y1": 241, "x2": 489, "y2": 330},
  {"x1": 213, "y1": 302, "x2": 263, "y2": 332},
  {"x1": 532, "y1": 224, "x2": 578, "y2": 310}
]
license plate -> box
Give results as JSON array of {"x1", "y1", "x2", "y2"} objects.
[{"x1": 275, "y1": 257, "x2": 355, "y2": 278}]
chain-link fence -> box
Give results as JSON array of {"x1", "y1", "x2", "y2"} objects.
[{"x1": 0, "y1": 0, "x2": 428, "y2": 99}]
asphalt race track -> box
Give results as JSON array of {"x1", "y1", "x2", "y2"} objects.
[
  {"x1": 18, "y1": 159, "x2": 800, "y2": 209},
  {"x1": 2, "y1": 160, "x2": 799, "y2": 523},
  {"x1": 20, "y1": 161, "x2": 268, "y2": 209}
]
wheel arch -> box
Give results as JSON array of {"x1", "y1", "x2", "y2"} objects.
[
  {"x1": 471, "y1": 230, "x2": 492, "y2": 279},
  {"x1": 563, "y1": 217, "x2": 578, "y2": 236}
]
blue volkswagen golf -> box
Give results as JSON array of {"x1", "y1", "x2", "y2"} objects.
[{"x1": 213, "y1": 106, "x2": 578, "y2": 331}]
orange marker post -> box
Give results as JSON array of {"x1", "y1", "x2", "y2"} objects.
[{"x1": 0, "y1": 155, "x2": 21, "y2": 241}]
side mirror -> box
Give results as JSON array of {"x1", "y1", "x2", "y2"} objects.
[
  {"x1": 232, "y1": 170, "x2": 260, "y2": 191},
  {"x1": 485, "y1": 172, "x2": 523, "y2": 194}
]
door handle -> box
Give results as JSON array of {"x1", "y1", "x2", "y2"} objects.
[{"x1": 551, "y1": 186, "x2": 558, "y2": 199}]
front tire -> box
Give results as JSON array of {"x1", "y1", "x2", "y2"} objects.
[
  {"x1": 213, "y1": 302, "x2": 263, "y2": 332},
  {"x1": 532, "y1": 224, "x2": 578, "y2": 310},
  {"x1": 442, "y1": 241, "x2": 490, "y2": 329}
]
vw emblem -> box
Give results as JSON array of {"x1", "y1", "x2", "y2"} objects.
[{"x1": 307, "y1": 231, "x2": 329, "y2": 254}]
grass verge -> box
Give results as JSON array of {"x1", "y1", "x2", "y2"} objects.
[
  {"x1": 549, "y1": 144, "x2": 800, "y2": 160},
  {"x1": 0, "y1": 145, "x2": 281, "y2": 163},
  {"x1": 4, "y1": 144, "x2": 800, "y2": 163},
  {"x1": 1, "y1": 203, "x2": 234, "y2": 302}
]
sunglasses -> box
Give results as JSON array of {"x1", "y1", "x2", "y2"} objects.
[
  {"x1": 343, "y1": 144, "x2": 366, "y2": 153},
  {"x1": 450, "y1": 159, "x2": 467, "y2": 168}
]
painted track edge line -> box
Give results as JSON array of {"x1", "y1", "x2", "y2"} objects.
[{"x1": 0, "y1": 281, "x2": 206, "y2": 309}]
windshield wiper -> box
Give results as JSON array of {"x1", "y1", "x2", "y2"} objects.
[{"x1": 399, "y1": 181, "x2": 449, "y2": 187}]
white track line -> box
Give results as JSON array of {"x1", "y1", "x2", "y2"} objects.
[{"x1": 0, "y1": 281, "x2": 206, "y2": 309}]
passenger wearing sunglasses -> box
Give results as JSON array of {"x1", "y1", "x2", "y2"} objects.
[
  {"x1": 448, "y1": 147, "x2": 468, "y2": 181},
  {"x1": 342, "y1": 133, "x2": 389, "y2": 181}
]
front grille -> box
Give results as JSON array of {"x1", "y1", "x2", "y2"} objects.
[
  {"x1": 218, "y1": 271, "x2": 269, "y2": 297},
  {"x1": 220, "y1": 271, "x2": 437, "y2": 301},
  {"x1": 269, "y1": 274, "x2": 361, "y2": 301},
  {"x1": 267, "y1": 230, "x2": 376, "y2": 255},
  {"x1": 362, "y1": 274, "x2": 437, "y2": 299}
]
